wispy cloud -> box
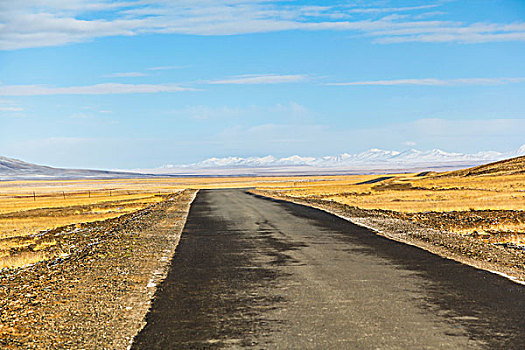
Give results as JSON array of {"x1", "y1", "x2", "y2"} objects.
[
  {"x1": 103, "y1": 72, "x2": 149, "y2": 78},
  {"x1": 0, "y1": 99, "x2": 23, "y2": 112},
  {"x1": 372, "y1": 22, "x2": 525, "y2": 44},
  {"x1": 1, "y1": 1, "x2": 524, "y2": 50},
  {"x1": 209, "y1": 74, "x2": 307, "y2": 85},
  {"x1": 0, "y1": 83, "x2": 195, "y2": 96},
  {"x1": 345, "y1": 5, "x2": 440, "y2": 14},
  {"x1": 327, "y1": 77, "x2": 525, "y2": 86},
  {"x1": 69, "y1": 112, "x2": 92, "y2": 119},
  {"x1": 147, "y1": 66, "x2": 185, "y2": 71},
  {"x1": 169, "y1": 105, "x2": 244, "y2": 120},
  {"x1": 0, "y1": 106, "x2": 24, "y2": 112}
]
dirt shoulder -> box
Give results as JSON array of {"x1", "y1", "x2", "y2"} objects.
[
  {"x1": 0, "y1": 189, "x2": 197, "y2": 349},
  {"x1": 251, "y1": 190, "x2": 525, "y2": 284}
]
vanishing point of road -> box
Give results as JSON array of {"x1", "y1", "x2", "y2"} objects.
[{"x1": 132, "y1": 190, "x2": 525, "y2": 349}]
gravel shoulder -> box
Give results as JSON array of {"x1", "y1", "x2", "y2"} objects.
[
  {"x1": 0, "y1": 189, "x2": 197, "y2": 349},
  {"x1": 251, "y1": 190, "x2": 525, "y2": 284}
]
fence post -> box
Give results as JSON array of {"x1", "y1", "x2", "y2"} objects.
[{"x1": 33, "y1": 191, "x2": 36, "y2": 201}]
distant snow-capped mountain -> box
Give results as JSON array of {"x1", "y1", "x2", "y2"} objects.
[{"x1": 165, "y1": 146, "x2": 522, "y2": 170}]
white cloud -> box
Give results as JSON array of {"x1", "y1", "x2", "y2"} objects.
[
  {"x1": 403, "y1": 141, "x2": 417, "y2": 146},
  {"x1": 327, "y1": 77, "x2": 525, "y2": 86},
  {"x1": 67, "y1": 111, "x2": 118, "y2": 125},
  {"x1": 103, "y1": 72, "x2": 149, "y2": 78},
  {"x1": 209, "y1": 74, "x2": 307, "y2": 84},
  {"x1": 170, "y1": 105, "x2": 244, "y2": 120},
  {"x1": 412, "y1": 11, "x2": 447, "y2": 20},
  {"x1": 69, "y1": 112, "x2": 92, "y2": 119},
  {"x1": 0, "y1": 83, "x2": 195, "y2": 96},
  {"x1": 345, "y1": 5, "x2": 440, "y2": 14},
  {"x1": 0, "y1": 99, "x2": 23, "y2": 112},
  {"x1": 0, "y1": 106, "x2": 24, "y2": 112},
  {"x1": 372, "y1": 22, "x2": 525, "y2": 44},
  {"x1": 147, "y1": 65, "x2": 185, "y2": 71},
  {"x1": 1, "y1": 1, "x2": 524, "y2": 50}
]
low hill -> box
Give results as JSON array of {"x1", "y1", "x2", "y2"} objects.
[
  {"x1": 0, "y1": 156, "x2": 147, "y2": 180},
  {"x1": 440, "y1": 155, "x2": 525, "y2": 177}
]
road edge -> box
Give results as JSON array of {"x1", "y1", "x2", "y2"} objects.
[
  {"x1": 126, "y1": 189, "x2": 199, "y2": 350},
  {"x1": 249, "y1": 191, "x2": 525, "y2": 286}
]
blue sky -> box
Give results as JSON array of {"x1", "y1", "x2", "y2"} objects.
[{"x1": 0, "y1": 0, "x2": 524, "y2": 169}]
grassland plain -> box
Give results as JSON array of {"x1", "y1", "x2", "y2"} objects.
[
  {"x1": 0, "y1": 176, "x2": 308, "y2": 270},
  {"x1": 2, "y1": 165, "x2": 524, "y2": 272}
]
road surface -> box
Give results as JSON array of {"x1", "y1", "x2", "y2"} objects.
[{"x1": 132, "y1": 190, "x2": 524, "y2": 349}]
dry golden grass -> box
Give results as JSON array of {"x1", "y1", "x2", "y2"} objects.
[
  {"x1": 0, "y1": 176, "x2": 305, "y2": 269},
  {"x1": 4, "y1": 172, "x2": 523, "y2": 237},
  {"x1": 252, "y1": 169, "x2": 525, "y2": 245},
  {"x1": 0, "y1": 192, "x2": 159, "y2": 215},
  {"x1": 0, "y1": 251, "x2": 47, "y2": 270},
  {"x1": 0, "y1": 194, "x2": 165, "y2": 239},
  {"x1": 0, "y1": 179, "x2": 186, "y2": 269},
  {"x1": 0, "y1": 175, "x2": 335, "y2": 242},
  {"x1": 1, "y1": 164, "x2": 524, "y2": 269},
  {"x1": 262, "y1": 173, "x2": 525, "y2": 213}
]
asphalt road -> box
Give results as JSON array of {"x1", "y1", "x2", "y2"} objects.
[{"x1": 132, "y1": 190, "x2": 525, "y2": 349}]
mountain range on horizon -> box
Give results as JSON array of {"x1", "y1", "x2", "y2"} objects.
[
  {"x1": 158, "y1": 145, "x2": 525, "y2": 171},
  {"x1": 2, "y1": 144, "x2": 525, "y2": 179}
]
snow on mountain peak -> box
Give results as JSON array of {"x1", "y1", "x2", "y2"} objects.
[{"x1": 172, "y1": 146, "x2": 519, "y2": 169}]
